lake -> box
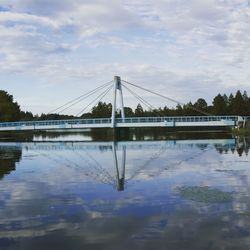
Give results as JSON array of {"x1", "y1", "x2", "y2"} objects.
[{"x1": 0, "y1": 131, "x2": 250, "y2": 250}]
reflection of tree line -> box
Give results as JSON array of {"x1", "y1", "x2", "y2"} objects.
[
  {"x1": 0, "y1": 128, "x2": 236, "y2": 144},
  {"x1": 76, "y1": 128, "x2": 237, "y2": 141},
  {"x1": 0, "y1": 132, "x2": 33, "y2": 142},
  {"x1": 0, "y1": 136, "x2": 249, "y2": 184},
  {"x1": 0, "y1": 142, "x2": 125, "y2": 190},
  {"x1": 0, "y1": 147, "x2": 22, "y2": 179},
  {"x1": 215, "y1": 136, "x2": 250, "y2": 156}
]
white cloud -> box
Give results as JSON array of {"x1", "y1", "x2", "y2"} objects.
[
  {"x1": 0, "y1": 0, "x2": 250, "y2": 113},
  {"x1": 0, "y1": 11, "x2": 61, "y2": 28}
]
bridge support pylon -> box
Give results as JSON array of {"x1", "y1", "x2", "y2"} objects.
[{"x1": 111, "y1": 76, "x2": 125, "y2": 128}]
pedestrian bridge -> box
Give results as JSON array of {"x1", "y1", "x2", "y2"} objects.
[
  {"x1": 0, "y1": 76, "x2": 245, "y2": 132},
  {"x1": 0, "y1": 115, "x2": 239, "y2": 131}
]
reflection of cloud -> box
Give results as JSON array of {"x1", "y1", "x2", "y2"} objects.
[{"x1": 0, "y1": 140, "x2": 250, "y2": 248}]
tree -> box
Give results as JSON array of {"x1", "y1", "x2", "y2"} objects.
[
  {"x1": 194, "y1": 98, "x2": 208, "y2": 114},
  {"x1": 227, "y1": 93, "x2": 234, "y2": 114},
  {"x1": 134, "y1": 103, "x2": 144, "y2": 116},
  {"x1": 242, "y1": 90, "x2": 250, "y2": 115},
  {"x1": 124, "y1": 107, "x2": 134, "y2": 117},
  {"x1": 162, "y1": 106, "x2": 171, "y2": 116},
  {"x1": 91, "y1": 102, "x2": 112, "y2": 118},
  {"x1": 183, "y1": 102, "x2": 197, "y2": 116},
  {"x1": 0, "y1": 90, "x2": 21, "y2": 122},
  {"x1": 223, "y1": 94, "x2": 229, "y2": 108},
  {"x1": 232, "y1": 90, "x2": 245, "y2": 115},
  {"x1": 20, "y1": 111, "x2": 34, "y2": 121},
  {"x1": 243, "y1": 90, "x2": 248, "y2": 102},
  {"x1": 175, "y1": 104, "x2": 183, "y2": 116},
  {"x1": 212, "y1": 94, "x2": 227, "y2": 115}
]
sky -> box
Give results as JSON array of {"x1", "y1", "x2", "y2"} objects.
[{"x1": 0, "y1": 0, "x2": 250, "y2": 115}]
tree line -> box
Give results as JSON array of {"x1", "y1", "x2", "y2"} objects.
[
  {"x1": 81, "y1": 90, "x2": 250, "y2": 118},
  {"x1": 1, "y1": 89, "x2": 250, "y2": 122}
]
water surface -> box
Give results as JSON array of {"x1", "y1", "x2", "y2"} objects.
[{"x1": 0, "y1": 133, "x2": 250, "y2": 249}]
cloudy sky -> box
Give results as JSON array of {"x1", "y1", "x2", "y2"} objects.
[{"x1": 0, "y1": 0, "x2": 250, "y2": 115}]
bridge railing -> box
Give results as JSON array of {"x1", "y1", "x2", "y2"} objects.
[
  {"x1": 116, "y1": 116, "x2": 239, "y2": 123},
  {"x1": 0, "y1": 115, "x2": 239, "y2": 129},
  {"x1": 0, "y1": 118, "x2": 112, "y2": 128}
]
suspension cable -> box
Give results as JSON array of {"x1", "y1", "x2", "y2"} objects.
[
  {"x1": 48, "y1": 80, "x2": 113, "y2": 114},
  {"x1": 76, "y1": 83, "x2": 113, "y2": 117},
  {"x1": 122, "y1": 80, "x2": 212, "y2": 116}
]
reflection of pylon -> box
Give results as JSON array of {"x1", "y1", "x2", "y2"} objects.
[
  {"x1": 111, "y1": 76, "x2": 125, "y2": 128},
  {"x1": 112, "y1": 143, "x2": 126, "y2": 191}
]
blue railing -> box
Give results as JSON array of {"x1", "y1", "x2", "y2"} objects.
[
  {"x1": 116, "y1": 116, "x2": 238, "y2": 123},
  {"x1": 0, "y1": 115, "x2": 239, "y2": 129},
  {"x1": 0, "y1": 118, "x2": 112, "y2": 128}
]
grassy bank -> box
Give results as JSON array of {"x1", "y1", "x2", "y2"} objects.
[{"x1": 231, "y1": 127, "x2": 250, "y2": 135}]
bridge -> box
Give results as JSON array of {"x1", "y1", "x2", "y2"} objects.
[
  {"x1": 0, "y1": 115, "x2": 240, "y2": 131},
  {"x1": 0, "y1": 76, "x2": 245, "y2": 131}
]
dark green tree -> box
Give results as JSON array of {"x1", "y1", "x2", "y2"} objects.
[
  {"x1": 232, "y1": 90, "x2": 245, "y2": 115},
  {"x1": 194, "y1": 98, "x2": 208, "y2": 114},
  {"x1": 91, "y1": 102, "x2": 112, "y2": 118},
  {"x1": 243, "y1": 91, "x2": 248, "y2": 102},
  {"x1": 227, "y1": 93, "x2": 234, "y2": 114},
  {"x1": 242, "y1": 90, "x2": 250, "y2": 115},
  {"x1": 0, "y1": 90, "x2": 21, "y2": 122},
  {"x1": 20, "y1": 111, "x2": 34, "y2": 121},
  {"x1": 175, "y1": 104, "x2": 183, "y2": 116},
  {"x1": 212, "y1": 94, "x2": 227, "y2": 115},
  {"x1": 223, "y1": 94, "x2": 229, "y2": 110},
  {"x1": 134, "y1": 103, "x2": 144, "y2": 116},
  {"x1": 182, "y1": 102, "x2": 197, "y2": 116},
  {"x1": 124, "y1": 107, "x2": 134, "y2": 117}
]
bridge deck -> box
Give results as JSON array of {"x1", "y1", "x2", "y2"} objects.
[{"x1": 0, "y1": 116, "x2": 238, "y2": 131}]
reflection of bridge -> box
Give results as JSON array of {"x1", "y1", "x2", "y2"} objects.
[
  {"x1": 0, "y1": 76, "x2": 243, "y2": 131},
  {"x1": 0, "y1": 139, "x2": 236, "y2": 151},
  {"x1": 0, "y1": 139, "x2": 237, "y2": 191}
]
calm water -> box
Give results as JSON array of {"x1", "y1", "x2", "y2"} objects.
[{"x1": 0, "y1": 132, "x2": 250, "y2": 250}]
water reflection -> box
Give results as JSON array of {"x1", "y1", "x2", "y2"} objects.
[
  {"x1": 113, "y1": 143, "x2": 126, "y2": 191},
  {"x1": 0, "y1": 137, "x2": 249, "y2": 189},
  {"x1": 0, "y1": 136, "x2": 250, "y2": 249},
  {"x1": 0, "y1": 145, "x2": 21, "y2": 179},
  {"x1": 214, "y1": 136, "x2": 250, "y2": 156}
]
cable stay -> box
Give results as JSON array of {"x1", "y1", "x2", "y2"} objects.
[
  {"x1": 122, "y1": 80, "x2": 213, "y2": 116},
  {"x1": 76, "y1": 83, "x2": 113, "y2": 117},
  {"x1": 122, "y1": 84, "x2": 154, "y2": 110},
  {"x1": 48, "y1": 80, "x2": 113, "y2": 114},
  {"x1": 47, "y1": 76, "x2": 213, "y2": 119},
  {"x1": 121, "y1": 83, "x2": 162, "y2": 117}
]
